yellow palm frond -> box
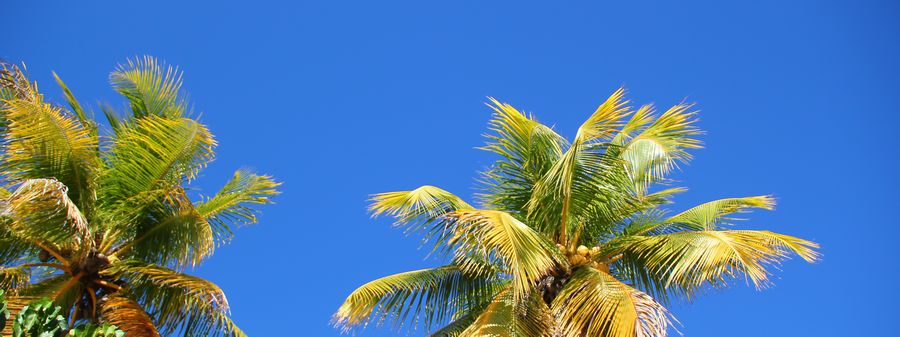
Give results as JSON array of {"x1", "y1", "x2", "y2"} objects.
[
  {"x1": 99, "y1": 294, "x2": 161, "y2": 337},
  {"x1": 620, "y1": 230, "x2": 819, "y2": 292},
  {"x1": 370, "y1": 185, "x2": 472, "y2": 237},
  {"x1": 619, "y1": 103, "x2": 701, "y2": 195},
  {"x1": 105, "y1": 259, "x2": 228, "y2": 311},
  {"x1": 552, "y1": 267, "x2": 671, "y2": 337},
  {"x1": 105, "y1": 260, "x2": 242, "y2": 337},
  {"x1": 0, "y1": 92, "x2": 98, "y2": 207},
  {"x1": 334, "y1": 265, "x2": 498, "y2": 333},
  {"x1": 667, "y1": 196, "x2": 775, "y2": 230},
  {"x1": 445, "y1": 210, "x2": 562, "y2": 300},
  {"x1": 4, "y1": 179, "x2": 91, "y2": 258},
  {"x1": 459, "y1": 286, "x2": 553, "y2": 337}
]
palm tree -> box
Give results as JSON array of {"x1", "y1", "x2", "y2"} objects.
[
  {"x1": 334, "y1": 89, "x2": 819, "y2": 336},
  {"x1": 0, "y1": 57, "x2": 279, "y2": 336}
]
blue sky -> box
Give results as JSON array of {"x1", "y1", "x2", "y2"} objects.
[{"x1": 5, "y1": 0, "x2": 898, "y2": 336}]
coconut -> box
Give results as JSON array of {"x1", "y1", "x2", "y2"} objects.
[
  {"x1": 569, "y1": 254, "x2": 587, "y2": 265},
  {"x1": 576, "y1": 245, "x2": 589, "y2": 257}
]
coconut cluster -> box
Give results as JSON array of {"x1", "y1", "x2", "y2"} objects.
[{"x1": 557, "y1": 244, "x2": 601, "y2": 266}]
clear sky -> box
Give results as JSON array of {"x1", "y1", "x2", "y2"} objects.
[{"x1": 5, "y1": 1, "x2": 898, "y2": 336}]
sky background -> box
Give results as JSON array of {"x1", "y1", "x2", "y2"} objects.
[{"x1": 4, "y1": 0, "x2": 898, "y2": 336}]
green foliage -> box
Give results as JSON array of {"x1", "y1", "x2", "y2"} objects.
[
  {"x1": 66, "y1": 324, "x2": 125, "y2": 337},
  {"x1": 12, "y1": 298, "x2": 66, "y2": 337},
  {"x1": 0, "y1": 290, "x2": 9, "y2": 331}
]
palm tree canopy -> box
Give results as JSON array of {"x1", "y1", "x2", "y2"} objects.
[
  {"x1": 0, "y1": 57, "x2": 279, "y2": 336},
  {"x1": 334, "y1": 90, "x2": 818, "y2": 337}
]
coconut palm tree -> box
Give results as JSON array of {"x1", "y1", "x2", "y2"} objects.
[
  {"x1": 334, "y1": 89, "x2": 819, "y2": 336},
  {"x1": 0, "y1": 57, "x2": 279, "y2": 336}
]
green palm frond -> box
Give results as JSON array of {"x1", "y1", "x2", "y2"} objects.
[
  {"x1": 618, "y1": 230, "x2": 818, "y2": 294},
  {"x1": 527, "y1": 88, "x2": 631, "y2": 245},
  {"x1": 370, "y1": 186, "x2": 473, "y2": 246},
  {"x1": 334, "y1": 265, "x2": 499, "y2": 333},
  {"x1": 444, "y1": 210, "x2": 563, "y2": 300},
  {"x1": 666, "y1": 196, "x2": 774, "y2": 231},
  {"x1": 110, "y1": 56, "x2": 187, "y2": 119},
  {"x1": 100, "y1": 115, "x2": 214, "y2": 227},
  {"x1": 196, "y1": 169, "x2": 280, "y2": 244},
  {"x1": 553, "y1": 266, "x2": 670, "y2": 337},
  {"x1": 619, "y1": 103, "x2": 701, "y2": 195},
  {"x1": 51, "y1": 72, "x2": 92, "y2": 130},
  {"x1": 428, "y1": 311, "x2": 479, "y2": 337},
  {"x1": 0, "y1": 90, "x2": 98, "y2": 209},
  {"x1": 119, "y1": 189, "x2": 214, "y2": 268},
  {"x1": 458, "y1": 285, "x2": 553, "y2": 337},
  {"x1": 105, "y1": 260, "x2": 241, "y2": 337},
  {"x1": 478, "y1": 98, "x2": 566, "y2": 216},
  {"x1": 4, "y1": 179, "x2": 91, "y2": 258}
]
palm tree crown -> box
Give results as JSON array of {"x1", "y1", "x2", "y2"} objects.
[
  {"x1": 0, "y1": 57, "x2": 279, "y2": 336},
  {"x1": 334, "y1": 89, "x2": 818, "y2": 336}
]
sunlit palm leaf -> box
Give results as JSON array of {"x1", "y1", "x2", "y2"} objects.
[
  {"x1": 100, "y1": 115, "x2": 214, "y2": 228},
  {"x1": 445, "y1": 210, "x2": 562, "y2": 300},
  {"x1": 619, "y1": 104, "x2": 700, "y2": 195},
  {"x1": 0, "y1": 92, "x2": 98, "y2": 209},
  {"x1": 196, "y1": 169, "x2": 280, "y2": 244},
  {"x1": 552, "y1": 266, "x2": 670, "y2": 337},
  {"x1": 527, "y1": 88, "x2": 630, "y2": 244},
  {"x1": 51, "y1": 72, "x2": 92, "y2": 130},
  {"x1": 619, "y1": 230, "x2": 819, "y2": 294},
  {"x1": 99, "y1": 294, "x2": 161, "y2": 337},
  {"x1": 121, "y1": 188, "x2": 214, "y2": 268},
  {"x1": 4, "y1": 179, "x2": 91, "y2": 256},
  {"x1": 334, "y1": 265, "x2": 499, "y2": 333},
  {"x1": 479, "y1": 98, "x2": 566, "y2": 217},
  {"x1": 110, "y1": 56, "x2": 187, "y2": 119},
  {"x1": 666, "y1": 196, "x2": 774, "y2": 231},
  {"x1": 105, "y1": 260, "x2": 241, "y2": 337},
  {"x1": 459, "y1": 286, "x2": 553, "y2": 337}
]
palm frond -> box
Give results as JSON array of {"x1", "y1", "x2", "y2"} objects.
[
  {"x1": 105, "y1": 260, "x2": 242, "y2": 337},
  {"x1": 527, "y1": 88, "x2": 631, "y2": 245},
  {"x1": 459, "y1": 286, "x2": 553, "y2": 337},
  {"x1": 120, "y1": 188, "x2": 214, "y2": 268},
  {"x1": 0, "y1": 265, "x2": 29, "y2": 290},
  {"x1": 0, "y1": 91, "x2": 98, "y2": 209},
  {"x1": 99, "y1": 294, "x2": 161, "y2": 337},
  {"x1": 110, "y1": 56, "x2": 187, "y2": 119},
  {"x1": 99, "y1": 115, "x2": 214, "y2": 226},
  {"x1": 445, "y1": 210, "x2": 563, "y2": 300},
  {"x1": 428, "y1": 311, "x2": 479, "y2": 337},
  {"x1": 552, "y1": 266, "x2": 671, "y2": 337},
  {"x1": 370, "y1": 185, "x2": 472, "y2": 238},
  {"x1": 478, "y1": 98, "x2": 566, "y2": 216},
  {"x1": 665, "y1": 196, "x2": 775, "y2": 231},
  {"x1": 51, "y1": 72, "x2": 92, "y2": 129},
  {"x1": 619, "y1": 103, "x2": 701, "y2": 195},
  {"x1": 195, "y1": 169, "x2": 280, "y2": 244},
  {"x1": 619, "y1": 230, "x2": 819, "y2": 294},
  {"x1": 334, "y1": 264, "x2": 499, "y2": 333},
  {"x1": 4, "y1": 179, "x2": 91, "y2": 257}
]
